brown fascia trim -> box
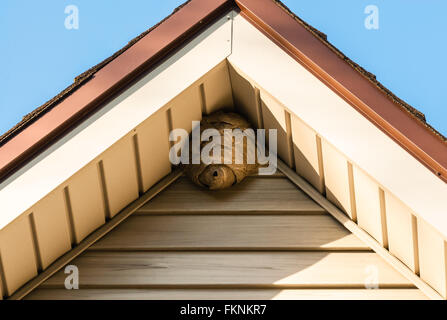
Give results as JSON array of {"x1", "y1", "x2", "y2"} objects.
[
  {"x1": 0, "y1": 0, "x2": 234, "y2": 183},
  {"x1": 0, "y1": 0, "x2": 194, "y2": 147},
  {"x1": 236, "y1": 0, "x2": 447, "y2": 183}
]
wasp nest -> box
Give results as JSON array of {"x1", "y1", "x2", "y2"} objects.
[{"x1": 184, "y1": 111, "x2": 259, "y2": 190}]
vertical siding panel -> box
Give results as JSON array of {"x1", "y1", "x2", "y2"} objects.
[
  {"x1": 321, "y1": 140, "x2": 355, "y2": 219},
  {"x1": 170, "y1": 86, "x2": 202, "y2": 133},
  {"x1": 353, "y1": 166, "x2": 386, "y2": 245},
  {"x1": 284, "y1": 112, "x2": 295, "y2": 169},
  {"x1": 68, "y1": 164, "x2": 105, "y2": 243},
  {"x1": 227, "y1": 63, "x2": 259, "y2": 128},
  {"x1": 411, "y1": 215, "x2": 420, "y2": 275},
  {"x1": 203, "y1": 61, "x2": 234, "y2": 114},
  {"x1": 0, "y1": 272, "x2": 3, "y2": 299},
  {"x1": 136, "y1": 111, "x2": 172, "y2": 192},
  {"x1": 199, "y1": 84, "x2": 207, "y2": 115},
  {"x1": 0, "y1": 254, "x2": 5, "y2": 299},
  {"x1": 418, "y1": 218, "x2": 447, "y2": 297},
  {"x1": 260, "y1": 92, "x2": 292, "y2": 167},
  {"x1": 31, "y1": 190, "x2": 72, "y2": 269},
  {"x1": 385, "y1": 192, "x2": 418, "y2": 272},
  {"x1": 0, "y1": 216, "x2": 38, "y2": 296},
  {"x1": 291, "y1": 115, "x2": 324, "y2": 193},
  {"x1": 101, "y1": 136, "x2": 139, "y2": 218}
]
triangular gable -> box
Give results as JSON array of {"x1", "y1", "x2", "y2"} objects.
[{"x1": 0, "y1": 0, "x2": 446, "y2": 300}]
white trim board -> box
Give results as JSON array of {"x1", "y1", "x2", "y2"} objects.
[
  {"x1": 0, "y1": 12, "x2": 234, "y2": 231},
  {"x1": 227, "y1": 13, "x2": 447, "y2": 239}
]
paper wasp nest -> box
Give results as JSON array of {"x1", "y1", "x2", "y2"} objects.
[{"x1": 184, "y1": 111, "x2": 259, "y2": 190}]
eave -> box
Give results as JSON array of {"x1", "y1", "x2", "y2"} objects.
[
  {"x1": 0, "y1": 0, "x2": 234, "y2": 184},
  {"x1": 0, "y1": 0, "x2": 445, "y2": 185},
  {"x1": 0, "y1": 0, "x2": 446, "y2": 300},
  {"x1": 236, "y1": 0, "x2": 447, "y2": 182}
]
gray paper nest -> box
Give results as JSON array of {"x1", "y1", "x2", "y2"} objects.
[{"x1": 184, "y1": 111, "x2": 259, "y2": 190}]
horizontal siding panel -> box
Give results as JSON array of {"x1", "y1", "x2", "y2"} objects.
[
  {"x1": 26, "y1": 167, "x2": 427, "y2": 300},
  {"x1": 31, "y1": 190, "x2": 71, "y2": 269},
  {"x1": 26, "y1": 288, "x2": 427, "y2": 300},
  {"x1": 138, "y1": 176, "x2": 325, "y2": 214},
  {"x1": 0, "y1": 216, "x2": 37, "y2": 296},
  {"x1": 90, "y1": 215, "x2": 369, "y2": 251},
  {"x1": 41, "y1": 251, "x2": 413, "y2": 288}
]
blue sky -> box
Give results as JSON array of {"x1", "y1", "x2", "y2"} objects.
[{"x1": 0, "y1": 0, "x2": 445, "y2": 137}]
